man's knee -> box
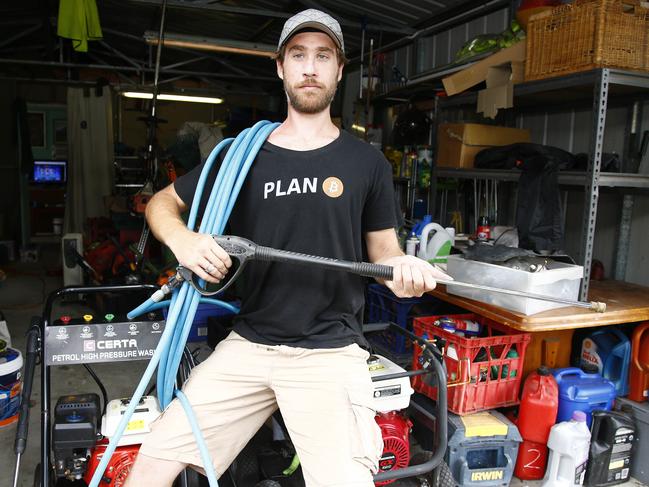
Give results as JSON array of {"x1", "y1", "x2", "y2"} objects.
[{"x1": 124, "y1": 452, "x2": 186, "y2": 487}]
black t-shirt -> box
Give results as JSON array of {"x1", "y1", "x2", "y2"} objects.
[{"x1": 173, "y1": 129, "x2": 396, "y2": 349}]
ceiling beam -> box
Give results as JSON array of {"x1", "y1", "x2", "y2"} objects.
[
  {"x1": 297, "y1": 0, "x2": 410, "y2": 29},
  {"x1": 0, "y1": 58, "x2": 279, "y2": 82},
  {"x1": 143, "y1": 31, "x2": 276, "y2": 58},
  {"x1": 349, "y1": 0, "x2": 509, "y2": 63},
  {"x1": 129, "y1": 0, "x2": 414, "y2": 34},
  {"x1": 98, "y1": 40, "x2": 144, "y2": 70},
  {"x1": 0, "y1": 23, "x2": 41, "y2": 50}
]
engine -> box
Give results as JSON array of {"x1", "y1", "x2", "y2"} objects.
[
  {"x1": 52, "y1": 394, "x2": 101, "y2": 481},
  {"x1": 52, "y1": 394, "x2": 160, "y2": 484},
  {"x1": 84, "y1": 441, "x2": 140, "y2": 487},
  {"x1": 369, "y1": 355, "x2": 415, "y2": 486},
  {"x1": 375, "y1": 411, "x2": 412, "y2": 485}
]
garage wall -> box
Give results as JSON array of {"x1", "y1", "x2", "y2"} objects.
[
  {"x1": 382, "y1": 8, "x2": 510, "y2": 81},
  {"x1": 0, "y1": 81, "x2": 20, "y2": 241},
  {"x1": 415, "y1": 9, "x2": 510, "y2": 74}
]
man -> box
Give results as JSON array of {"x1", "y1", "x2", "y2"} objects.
[{"x1": 125, "y1": 9, "x2": 446, "y2": 487}]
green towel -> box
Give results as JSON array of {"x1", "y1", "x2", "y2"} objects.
[{"x1": 57, "y1": 0, "x2": 103, "y2": 52}]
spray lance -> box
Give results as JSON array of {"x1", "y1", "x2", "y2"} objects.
[{"x1": 159, "y1": 235, "x2": 606, "y2": 313}]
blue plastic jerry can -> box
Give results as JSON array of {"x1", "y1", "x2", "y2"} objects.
[
  {"x1": 552, "y1": 367, "x2": 616, "y2": 427},
  {"x1": 580, "y1": 328, "x2": 631, "y2": 396}
]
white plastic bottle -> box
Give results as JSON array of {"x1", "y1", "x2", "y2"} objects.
[{"x1": 542, "y1": 410, "x2": 591, "y2": 487}]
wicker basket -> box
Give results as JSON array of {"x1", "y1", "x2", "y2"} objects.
[{"x1": 525, "y1": 0, "x2": 649, "y2": 81}]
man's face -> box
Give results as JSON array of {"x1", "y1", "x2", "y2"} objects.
[{"x1": 277, "y1": 31, "x2": 343, "y2": 114}]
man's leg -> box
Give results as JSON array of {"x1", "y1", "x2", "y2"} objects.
[
  {"x1": 273, "y1": 344, "x2": 384, "y2": 487},
  {"x1": 124, "y1": 453, "x2": 187, "y2": 487},
  {"x1": 124, "y1": 331, "x2": 278, "y2": 487}
]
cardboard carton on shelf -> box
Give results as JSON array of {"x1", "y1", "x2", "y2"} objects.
[
  {"x1": 436, "y1": 123, "x2": 530, "y2": 168},
  {"x1": 477, "y1": 61, "x2": 524, "y2": 119},
  {"x1": 442, "y1": 40, "x2": 527, "y2": 96},
  {"x1": 443, "y1": 40, "x2": 526, "y2": 118}
]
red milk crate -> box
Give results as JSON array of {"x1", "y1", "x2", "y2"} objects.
[{"x1": 411, "y1": 314, "x2": 530, "y2": 415}]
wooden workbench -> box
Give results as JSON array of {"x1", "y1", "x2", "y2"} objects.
[{"x1": 429, "y1": 279, "x2": 649, "y2": 332}]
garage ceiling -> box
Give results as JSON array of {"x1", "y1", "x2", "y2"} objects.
[{"x1": 1, "y1": 0, "x2": 503, "y2": 96}]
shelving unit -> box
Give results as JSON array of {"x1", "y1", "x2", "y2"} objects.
[
  {"x1": 434, "y1": 168, "x2": 649, "y2": 189},
  {"x1": 430, "y1": 68, "x2": 649, "y2": 300}
]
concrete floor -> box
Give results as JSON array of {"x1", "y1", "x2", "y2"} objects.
[{"x1": 1, "y1": 244, "x2": 646, "y2": 487}]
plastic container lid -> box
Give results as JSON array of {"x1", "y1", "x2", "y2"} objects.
[
  {"x1": 0, "y1": 348, "x2": 23, "y2": 376},
  {"x1": 572, "y1": 410, "x2": 587, "y2": 422}
]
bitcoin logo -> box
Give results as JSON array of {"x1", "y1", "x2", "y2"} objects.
[{"x1": 322, "y1": 177, "x2": 344, "y2": 198}]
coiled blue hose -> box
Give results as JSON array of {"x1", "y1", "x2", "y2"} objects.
[{"x1": 88, "y1": 120, "x2": 280, "y2": 487}]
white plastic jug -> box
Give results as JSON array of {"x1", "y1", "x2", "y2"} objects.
[
  {"x1": 542, "y1": 411, "x2": 591, "y2": 487},
  {"x1": 417, "y1": 223, "x2": 452, "y2": 264}
]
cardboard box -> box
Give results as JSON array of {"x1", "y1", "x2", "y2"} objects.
[
  {"x1": 436, "y1": 123, "x2": 531, "y2": 168},
  {"x1": 477, "y1": 61, "x2": 524, "y2": 119},
  {"x1": 442, "y1": 40, "x2": 527, "y2": 96}
]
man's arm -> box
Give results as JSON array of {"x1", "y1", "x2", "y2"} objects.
[
  {"x1": 145, "y1": 184, "x2": 231, "y2": 283},
  {"x1": 365, "y1": 228, "x2": 449, "y2": 298}
]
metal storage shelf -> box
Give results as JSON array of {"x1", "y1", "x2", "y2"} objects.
[
  {"x1": 432, "y1": 68, "x2": 649, "y2": 300},
  {"x1": 434, "y1": 168, "x2": 649, "y2": 189},
  {"x1": 439, "y1": 68, "x2": 649, "y2": 109}
]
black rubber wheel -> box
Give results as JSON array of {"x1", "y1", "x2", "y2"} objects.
[
  {"x1": 230, "y1": 441, "x2": 261, "y2": 486},
  {"x1": 255, "y1": 481, "x2": 282, "y2": 487},
  {"x1": 432, "y1": 461, "x2": 456, "y2": 487},
  {"x1": 176, "y1": 468, "x2": 211, "y2": 487}
]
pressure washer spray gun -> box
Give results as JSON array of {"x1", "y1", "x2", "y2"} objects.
[{"x1": 155, "y1": 235, "x2": 606, "y2": 313}]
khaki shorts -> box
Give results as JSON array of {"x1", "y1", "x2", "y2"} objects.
[{"x1": 139, "y1": 331, "x2": 384, "y2": 487}]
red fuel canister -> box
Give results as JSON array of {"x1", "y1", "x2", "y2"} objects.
[
  {"x1": 514, "y1": 366, "x2": 559, "y2": 480},
  {"x1": 629, "y1": 322, "x2": 649, "y2": 402}
]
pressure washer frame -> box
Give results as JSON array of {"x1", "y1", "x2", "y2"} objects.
[
  {"x1": 17, "y1": 285, "x2": 449, "y2": 486},
  {"x1": 14, "y1": 284, "x2": 202, "y2": 487}
]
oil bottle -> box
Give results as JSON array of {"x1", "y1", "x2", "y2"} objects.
[{"x1": 584, "y1": 410, "x2": 635, "y2": 486}]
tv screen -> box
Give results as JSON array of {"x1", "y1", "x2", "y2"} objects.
[{"x1": 33, "y1": 161, "x2": 67, "y2": 184}]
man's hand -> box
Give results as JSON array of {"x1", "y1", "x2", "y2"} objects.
[
  {"x1": 167, "y1": 229, "x2": 232, "y2": 284},
  {"x1": 378, "y1": 255, "x2": 451, "y2": 298}
]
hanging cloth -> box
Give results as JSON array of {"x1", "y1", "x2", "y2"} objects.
[
  {"x1": 63, "y1": 86, "x2": 114, "y2": 234},
  {"x1": 57, "y1": 0, "x2": 103, "y2": 52}
]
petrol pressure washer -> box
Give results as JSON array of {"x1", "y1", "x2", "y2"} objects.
[
  {"x1": 12, "y1": 284, "x2": 450, "y2": 487},
  {"x1": 12, "y1": 285, "x2": 223, "y2": 487}
]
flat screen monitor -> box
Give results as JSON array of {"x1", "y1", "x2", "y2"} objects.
[{"x1": 32, "y1": 160, "x2": 67, "y2": 184}]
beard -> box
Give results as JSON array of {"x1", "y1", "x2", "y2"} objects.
[{"x1": 284, "y1": 77, "x2": 337, "y2": 114}]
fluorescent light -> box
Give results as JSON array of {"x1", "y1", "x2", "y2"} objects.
[
  {"x1": 122, "y1": 92, "x2": 223, "y2": 104},
  {"x1": 143, "y1": 31, "x2": 276, "y2": 58},
  {"x1": 351, "y1": 124, "x2": 366, "y2": 133}
]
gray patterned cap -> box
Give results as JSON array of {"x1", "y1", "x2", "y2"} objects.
[{"x1": 278, "y1": 9, "x2": 344, "y2": 52}]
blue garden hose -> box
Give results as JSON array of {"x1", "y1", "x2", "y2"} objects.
[{"x1": 88, "y1": 120, "x2": 280, "y2": 487}]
